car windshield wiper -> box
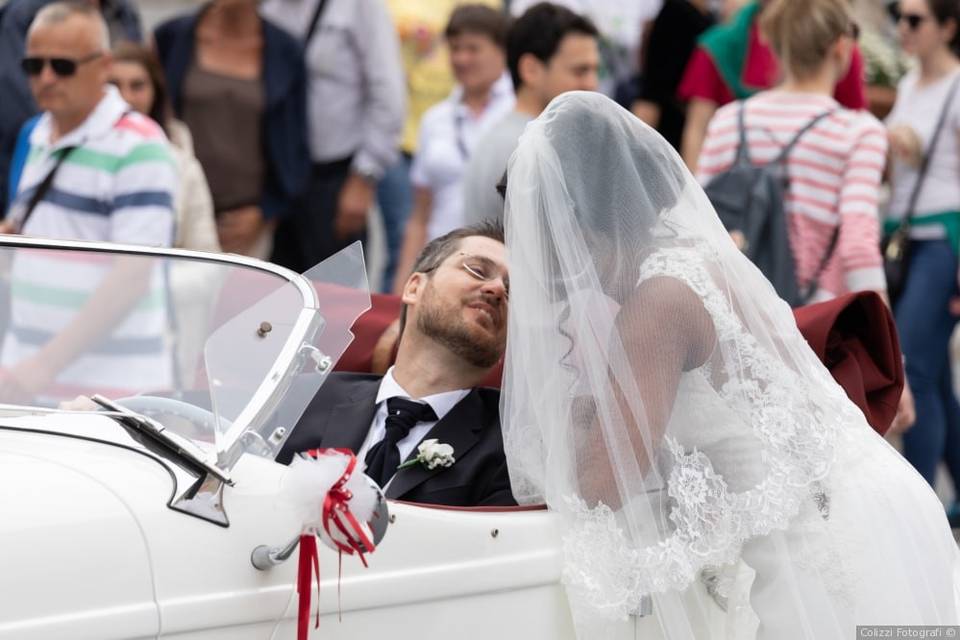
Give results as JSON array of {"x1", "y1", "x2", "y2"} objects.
[{"x1": 91, "y1": 394, "x2": 233, "y2": 486}]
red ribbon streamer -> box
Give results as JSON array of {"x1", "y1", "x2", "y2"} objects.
[
  {"x1": 296, "y1": 534, "x2": 320, "y2": 640},
  {"x1": 296, "y1": 449, "x2": 377, "y2": 640}
]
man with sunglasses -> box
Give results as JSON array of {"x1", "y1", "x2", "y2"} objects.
[
  {"x1": 0, "y1": 2, "x2": 175, "y2": 405},
  {"x1": 3, "y1": 1, "x2": 174, "y2": 244},
  {"x1": 278, "y1": 221, "x2": 516, "y2": 507},
  {"x1": 0, "y1": 0, "x2": 143, "y2": 211}
]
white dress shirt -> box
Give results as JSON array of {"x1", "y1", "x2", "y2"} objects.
[
  {"x1": 357, "y1": 367, "x2": 470, "y2": 466},
  {"x1": 260, "y1": 0, "x2": 406, "y2": 179},
  {"x1": 410, "y1": 73, "x2": 515, "y2": 241}
]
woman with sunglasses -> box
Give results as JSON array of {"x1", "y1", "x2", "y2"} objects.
[
  {"x1": 108, "y1": 43, "x2": 219, "y2": 253},
  {"x1": 884, "y1": 0, "x2": 960, "y2": 516}
]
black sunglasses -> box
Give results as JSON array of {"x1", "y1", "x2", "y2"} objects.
[
  {"x1": 848, "y1": 20, "x2": 861, "y2": 40},
  {"x1": 21, "y1": 51, "x2": 103, "y2": 78},
  {"x1": 888, "y1": 5, "x2": 930, "y2": 30}
]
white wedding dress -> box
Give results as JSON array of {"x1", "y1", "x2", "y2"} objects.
[{"x1": 500, "y1": 92, "x2": 960, "y2": 640}]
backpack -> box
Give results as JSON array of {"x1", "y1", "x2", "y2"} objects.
[{"x1": 703, "y1": 103, "x2": 838, "y2": 307}]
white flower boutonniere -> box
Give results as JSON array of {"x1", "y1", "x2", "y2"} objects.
[{"x1": 397, "y1": 439, "x2": 456, "y2": 471}]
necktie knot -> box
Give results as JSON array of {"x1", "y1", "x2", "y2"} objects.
[
  {"x1": 364, "y1": 397, "x2": 438, "y2": 486},
  {"x1": 383, "y1": 397, "x2": 437, "y2": 441}
]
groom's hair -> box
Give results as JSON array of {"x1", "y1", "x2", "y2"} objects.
[{"x1": 398, "y1": 220, "x2": 505, "y2": 337}]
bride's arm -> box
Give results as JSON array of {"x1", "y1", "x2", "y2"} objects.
[{"x1": 576, "y1": 277, "x2": 716, "y2": 507}]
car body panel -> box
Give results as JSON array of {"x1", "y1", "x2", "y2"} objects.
[
  {"x1": 0, "y1": 422, "x2": 584, "y2": 639},
  {"x1": 0, "y1": 428, "x2": 160, "y2": 640}
]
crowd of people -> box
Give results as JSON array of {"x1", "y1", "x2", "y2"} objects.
[{"x1": 5, "y1": 0, "x2": 960, "y2": 635}]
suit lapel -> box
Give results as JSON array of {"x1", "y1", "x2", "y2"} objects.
[
  {"x1": 317, "y1": 379, "x2": 379, "y2": 453},
  {"x1": 386, "y1": 389, "x2": 486, "y2": 499}
]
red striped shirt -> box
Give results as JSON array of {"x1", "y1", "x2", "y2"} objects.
[{"x1": 698, "y1": 91, "x2": 888, "y2": 299}]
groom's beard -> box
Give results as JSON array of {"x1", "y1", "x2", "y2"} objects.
[{"x1": 417, "y1": 286, "x2": 505, "y2": 369}]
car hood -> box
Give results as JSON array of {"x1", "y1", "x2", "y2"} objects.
[{"x1": 0, "y1": 424, "x2": 167, "y2": 639}]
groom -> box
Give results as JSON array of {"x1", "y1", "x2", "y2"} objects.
[{"x1": 278, "y1": 222, "x2": 515, "y2": 507}]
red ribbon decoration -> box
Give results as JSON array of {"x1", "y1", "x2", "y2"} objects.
[
  {"x1": 295, "y1": 448, "x2": 378, "y2": 640},
  {"x1": 296, "y1": 534, "x2": 320, "y2": 640}
]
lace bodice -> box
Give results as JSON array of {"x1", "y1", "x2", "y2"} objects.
[{"x1": 561, "y1": 246, "x2": 857, "y2": 619}]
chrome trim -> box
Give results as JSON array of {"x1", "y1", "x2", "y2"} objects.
[
  {"x1": 0, "y1": 235, "x2": 302, "y2": 282},
  {"x1": 171, "y1": 473, "x2": 229, "y2": 527},
  {"x1": 251, "y1": 535, "x2": 301, "y2": 571}
]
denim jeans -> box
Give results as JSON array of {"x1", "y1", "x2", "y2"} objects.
[
  {"x1": 377, "y1": 154, "x2": 413, "y2": 292},
  {"x1": 895, "y1": 239, "x2": 960, "y2": 491}
]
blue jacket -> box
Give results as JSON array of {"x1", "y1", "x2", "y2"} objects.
[
  {"x1": 0, "y1": 0, "x2": 142, "y2": 213},
  {"x1": 154, "y1": 6, "x2": 311, "y2": 220}
]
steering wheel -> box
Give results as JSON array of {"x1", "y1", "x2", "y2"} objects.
[{"x1": 114, "y1": 394, "x2": 223, "y2": 439}]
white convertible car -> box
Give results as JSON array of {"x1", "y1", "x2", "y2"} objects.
[{"x1": 0, "y1": 237, "x2": 666, "y2": 640}]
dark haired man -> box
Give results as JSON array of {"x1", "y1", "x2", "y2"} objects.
[
  {"x1": 463, "y1": 2, "x2": 599, "y2": 225},
  {"x1": 278, "y1": 222, "x2": 514, "y2": 507}
]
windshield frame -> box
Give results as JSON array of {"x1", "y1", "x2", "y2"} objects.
[{"x1": 0, "y1": 235, "x2": 320, "y2": 471}]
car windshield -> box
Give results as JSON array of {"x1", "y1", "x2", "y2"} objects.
[{"x1": 0, "y1": 238, "x2": 370, "y2": 469}]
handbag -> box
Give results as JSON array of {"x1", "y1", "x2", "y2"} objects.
[{"x1": 883, "y1": 74, "x2": 960, "y2": 302}]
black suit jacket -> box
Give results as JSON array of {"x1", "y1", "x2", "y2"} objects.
[{"x1": 277, "y1": 372, "x2": 516, "y2": 507}]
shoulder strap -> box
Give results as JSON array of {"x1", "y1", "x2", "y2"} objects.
[
  {"x1": 902, "y1": 73, "x2": 960, "y2": 225},
  {"x1": 798, "y1": 226, "x2": 839, "y2": 305},
  {"x1": 16, "y1": 145, "x2": 76, "y2": 234},
  {"x1": 772, "y1": 108, "x2": 837, "y2": 166},
  {"x1": 734, "y1": 101, "x2": 751, "y2": 165},
  {"x1": 304, "y1": 0, "x2": 330, "y2": 45},
  {"x1": 6, "y1": 115, "x2": 41, "y2": 211},
  {"x1": 763, "y1": 108, "x2": 837, "y2": 304}
]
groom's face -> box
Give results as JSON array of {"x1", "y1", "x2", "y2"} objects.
[{"x1": 412, "y1": 236, "x2": 508, "y2": 368}]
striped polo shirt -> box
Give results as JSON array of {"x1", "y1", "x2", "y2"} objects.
[
  {"x1": 3, "y1": 87, "x2": 177, "y2": 404},
  {"x1": 7, "y1": 85, "x2": 176, "y2": 245},
  {"x1": 698, "y1": 91, "x2": 888, "y2": 301}
]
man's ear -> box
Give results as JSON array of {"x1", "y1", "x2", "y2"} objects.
[
  {"x1": 945, "y1": 18, "x2": 959, "y2": 50},
  {"x1": 518, "y1": 52, "x2": 544, "y2": 89},
  {"x1": 830, "y1": 36, "x2": 853, "y2": 79},
  {"x1": 97, "y1": 51, "x2": 114, "y2": 84},
  {"x1": 400, "y1": 272, "x2": 426, "y2": 307}
]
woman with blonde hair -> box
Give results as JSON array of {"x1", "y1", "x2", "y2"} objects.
[{"x1": 699, "y1": 0, "x2": 888, "y2": 305}]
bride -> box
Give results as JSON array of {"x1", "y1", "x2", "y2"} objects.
[{"x1": 499, "y1": 90, "x2": 960, "y2": 638}]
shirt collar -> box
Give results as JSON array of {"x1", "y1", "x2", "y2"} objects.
[
  {"x1": 33, "y1": 85, "x2": 130, "y2": 151},
  {"x1": 376, "y1": 366, "x2": 470, "y2": 421},
  {"x1": 451, "y1": 72, "x2": 513, "y2": 113}
]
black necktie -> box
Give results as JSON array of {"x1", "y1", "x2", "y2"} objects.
[{"x1": 364, "y1": 397, "x2": 438, "y2": 486}]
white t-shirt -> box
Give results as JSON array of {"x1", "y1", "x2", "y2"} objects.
[
  {"x1": 886, "y1": 68, "x2": 960, "y2": 228},
  {"x1": 462, "y1": 109, "x2": 533, "y2": 226},
  {"x1": 410, "y1": 73, "x2": 515, "y2": 240}
]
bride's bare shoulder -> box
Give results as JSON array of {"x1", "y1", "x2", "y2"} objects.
[{"x1": 619, "y1": 276, "x2": 716, "y2": 370}]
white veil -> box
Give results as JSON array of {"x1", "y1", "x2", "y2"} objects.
[{"x1": 500, "y1": 92, "x2": 960, "y2": 639}]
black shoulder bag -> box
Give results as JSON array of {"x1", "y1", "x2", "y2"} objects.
[{"x1": 882, "y1": 74, "x2": 960, "y2": 303}]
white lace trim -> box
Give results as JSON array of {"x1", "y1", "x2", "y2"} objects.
[{"x1": 561, "y1": 246, "x2": 856, "y2": 619}]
